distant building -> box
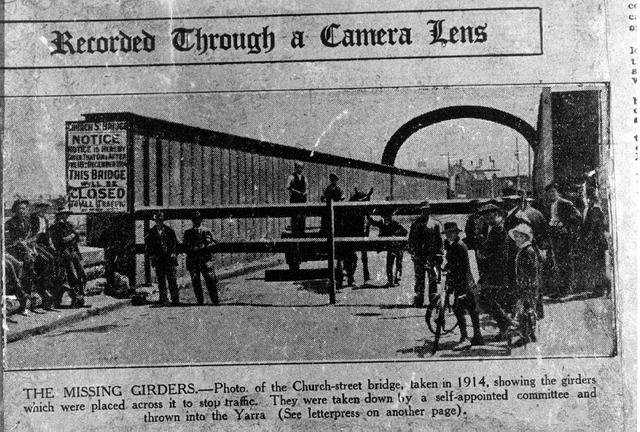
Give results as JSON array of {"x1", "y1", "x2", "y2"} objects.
[{"x1": 448, "y1": 160, "x2": 531, "y2": 199}]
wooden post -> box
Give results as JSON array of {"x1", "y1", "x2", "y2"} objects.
[
  {"x1": 143, "y1": 135, "x2": 151, "y2": 285},
  {"x1": 327, "y1": 199, "x2": 337, "y2": 304}
]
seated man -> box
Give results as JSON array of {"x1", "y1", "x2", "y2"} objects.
[{"x1": 48, "y1": 206, "x2": 87, "y2": 308}]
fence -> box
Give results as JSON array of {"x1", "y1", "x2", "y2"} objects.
[{"x1": 134, "y1": 199, "x2": 474, "y2": 303}]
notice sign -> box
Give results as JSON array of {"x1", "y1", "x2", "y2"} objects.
[{"x1": 66, "y1": 120, "x2": 129, "y2": 213}]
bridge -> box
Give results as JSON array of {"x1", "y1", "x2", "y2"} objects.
[{"x1": 66, "y1": 85, "x2": 608, "y2": 299}]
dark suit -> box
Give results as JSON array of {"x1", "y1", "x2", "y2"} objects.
[
  {"x1": 349, "y1": 189, "x2": 374, "y2": 282},
  {"x1": 370, "y1": 218, "x2": 407, "y2": 285},
  {"x1": 288, "y1": 172, "x2": 307, "y2": 235},
  {"x1": 5, "y1": 216, "x2": 34, "y2": 287},
  {"x1": 408, "y1": 215, "x2": 443, "y2": 303},
  {"x1": 5, "y1": 216, "x2": 32, "y2": 247},
  {"x1": 548, "y1": 197, "x2": 581, "y2": 295},
  {"x1": 183, "y1": 226, "x2": 219, "y2": 305},
  {"x1": 463, "y1": 212, "x2": 485, "y2": 250},
  {"x1": 504, "y1": 205, "x2": 548, "y2": 316},
  {"x1": 476, "y1": 221, "x2": 513, "y2": 332},
  {"x1": 445, "y1": 237, "x2": 481, "y2": 340},
  {"x1": 145, "y1": 224, "x2": 179, "y2": 304},
  {"x1": 49, "y1": 220, "x2": 86, "y2": 306},
  {"x1": 579, "y1": 203, "x2": 609, "y2": 295},
  {"x1": 477, "y1": 222, "x2": 507, "y2": 286}
]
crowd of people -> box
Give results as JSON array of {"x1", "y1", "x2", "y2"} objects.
[
  {"x1": 6, "y1": 161, "x2": 609, "y2": 343},
  {"x1": 286, "y1": 162, "x2": 610, "y2": 349},
  {"x1": 409, "y1": 184, "x2": 609, "y2": 349},
  {"x1": 5, "y1": 200, "x2": 87, "y2": 315}
]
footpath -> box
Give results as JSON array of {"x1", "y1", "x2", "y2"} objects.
[{"x1": 5, "y1": 256, "x2": 283, "y2": 343}]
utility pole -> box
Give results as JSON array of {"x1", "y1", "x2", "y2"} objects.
[
  {"x1": 515, "y1": 137, "x2": 521, "y2": 190},
  {"x1": 439, "y1": 152, "x2": 456, "y2": 199},
  {"x1": 528, "y1": 143, "x2": 532, "y2": 192}
]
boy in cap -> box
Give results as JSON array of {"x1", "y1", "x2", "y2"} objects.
[
  {"x1": 408, "y1": 200, "x2": 444, "y2": 307},
  {"x1": 509, "y1": 223, "x2": 541, "y2": 343},
  {"x1": 443, "y1": 222, "x2": 484, "y2": 349},
  {"x1": 368, "y1": 209, "x2": 408, "y2": 287},
  {"x1": 183, "y1": 211, "x2": 219, "y2": 305}
]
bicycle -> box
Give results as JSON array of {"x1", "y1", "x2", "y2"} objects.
[{"x1": 424, "y1": 270, "x2": 458, "y2": 355}]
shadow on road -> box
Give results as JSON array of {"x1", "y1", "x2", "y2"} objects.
[
  {"x1": 398, "y1": 339, "x2": 510, "y2": 358},
  {"x1": 352, "y1": 283, "x2": 391, "y2": 290},
  {"x1": 379, "y1": 314, "x2": 424, "y2": 320},
  {"x1": 296, "y1": 280, "x2": 331, "y2": 295},
  {"x1": 47, "y1": 323, "x2": 122, "y2": 337}
]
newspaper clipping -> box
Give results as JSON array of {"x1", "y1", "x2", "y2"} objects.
[{"x1": 2, "y1": 1, "x2": 637, "y2": 431}]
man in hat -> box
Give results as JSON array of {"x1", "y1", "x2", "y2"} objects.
[
  {"x1": 408, "y1": 200, "x2": 443, "y2": 307},
  {"x1": 506, "y1": 190, "x2": 548, "y2": 247},
  {"x1": 145, "y1": 211, "x2": 179, "y2": 305},
  {"x1": 49, "y1": 206, "x2": 86, "y2": 308},
  {"x1": 463, "y1": 199, "x2": 485, "y2": 250},
  {"x1": 368, "y1": 209, "x2": 408, "y2": 287},
  {"x1": 6, "y1": 199, "x2": 53, "y2": 311},
  {"x1": 476, "y1": 202, "x2": 515, "y2": 337},
  {"x1": 287, "y1": 161, "x2": 308, "y2": 236},
  {"x1": 183, "y1": 211, "x2": 219, "y2": 305},
  {"x1": 580, "y1": 186, "x2": 609, "y2": 297},
  {"x1": 321, "y1": 173, "x2": 344, "y2": 203},
  {"x1": 29, "y1": 201, "x2": 57, "y2": 310},
  {"x1": 545, "y1": 183, "x2": 581, "y2": 297},
  {"x1": 30, "y1": 201, "x2": 51, "y2": 236},
  {"x1": 443, "y1": 222, "x2": 484, "y2": 349},
  {"x1": 5, "y1": 199, "x2": 32, "y2": 247}
]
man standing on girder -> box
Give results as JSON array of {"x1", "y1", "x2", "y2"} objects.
[
  {"x1": 408, "y1": 200, "x2": 443, "y2": 307},
  {"x1": 287, "y1": 161, "x2": 307, "y2": 236}
]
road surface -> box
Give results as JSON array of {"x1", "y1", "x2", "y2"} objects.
[{"x1": 6, "y1": 252, "x2": 615, "y2": 369}]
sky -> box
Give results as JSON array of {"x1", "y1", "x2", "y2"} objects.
[{"x1": 3, "y1": 84, "x2": 594, "y2": 200}]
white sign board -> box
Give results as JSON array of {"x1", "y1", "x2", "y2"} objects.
[{"x1": 66, "y1": 120, "x2": 129, "y2": 213}]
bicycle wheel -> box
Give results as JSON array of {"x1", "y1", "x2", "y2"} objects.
[
  {"x1": 431, "y1": 306, "x2": 446, "y2": 354},
  {"x1": 425, "y1": 302, "x2": 458, "y2": 335}
]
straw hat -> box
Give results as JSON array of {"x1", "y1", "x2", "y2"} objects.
[{"x1": 508, "y1": 223, "x2": 533, "y2": 242}]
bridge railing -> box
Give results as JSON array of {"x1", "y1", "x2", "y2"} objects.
[{"x1": 133, "y1": 199, "x2": 474, "y2": 304}]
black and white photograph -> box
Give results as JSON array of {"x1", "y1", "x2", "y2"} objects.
[{"x1": 4, "y1": 83, "x2": 615, "y2": 368}]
